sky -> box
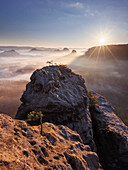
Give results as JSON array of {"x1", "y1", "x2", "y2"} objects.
[{"x1": 0, "y1": 0, "x2": 128, "y2": 48}]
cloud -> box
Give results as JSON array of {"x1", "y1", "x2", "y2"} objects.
[
  {"x1": 62, "y1": 2, "x2": 83, "y2": 9},
  {"x1": 84, "y1": 9, "x2": 99, "y2": 17},
  {"x1": 68, "y1": 2, "x2": 83, "y2": 8},
  {"x1": 62, "y1": 2, "x2": 99, "y2": 17},
  {"x1": 14, "y1": 66, "x2": 35, "y2": 75}
]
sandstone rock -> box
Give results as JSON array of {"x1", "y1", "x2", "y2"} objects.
[
  {"x1": 15, "y1": 65, "x2": 96, "y2": 151},
  {"x1": 86, "y1": 44, "x2": 128, "y2": 60},
  {"x1": 30, "y1": 48, "x2": 38, "y2": 51},
  {"x1": 89, "y1": 91, "x2": 128, "y2": 170},
  {"x1": 63, "y1": 48, "x2": 69, "y2": 52},
  {"x1": 30, "y1": 48, "x2": 43, "y2": 52},
  {"x1": 0, "y1": 114, "x2": 101, "y2": 170},
  {"x1": 71, "y1": 50, "x2": 77, "y2": 54}
]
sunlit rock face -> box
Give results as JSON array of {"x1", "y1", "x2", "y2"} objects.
[
  {"x1": 90, "y1": 91, "x2": 128, "y2": 170},
  {"x1": 16, "y1": 65, "x2": 96, "y2": 151},
  {"x1": 0, "y1": 114, "x2": 101, "y2": 170}
]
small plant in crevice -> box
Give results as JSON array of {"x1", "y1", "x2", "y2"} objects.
[
  {"x1": 88, "y1": 91, "x2": 99, "y2": 108},
  {"x1": 123, "y1": 120, "x2": 128, "y2": 126},
  {"x1": 26, "y1": 111, "x2": 43, "y2": 135},
  {"x1": 59, "y1": 64, "x2": 67, "y2": 71}
]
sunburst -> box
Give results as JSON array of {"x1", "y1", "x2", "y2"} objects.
[{"x1": 99, "y1": 38, "x2": 105, "y2": 45}]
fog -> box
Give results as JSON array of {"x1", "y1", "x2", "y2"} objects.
[
  {"x1": 0, "y1": 48, "x2": 84, "y2": 81},
  {"x1": 0, "y1": 47, "x2": 127, "y2": 123},
  {"x1": 69, "y1": 54, "x2": 128, "y2": 122}
]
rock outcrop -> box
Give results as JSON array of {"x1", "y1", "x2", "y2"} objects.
[
  {"x1": 31, "y1": 48, "x2": 38, "y2": 51},
  {"x1": 0, "y1": 114, "x2": 101, "y2": 170},
  {"x1": 89, "y1": 91, "x2": 128, "y2": 170},
  {"x1": 71, "y1": 50, "x2": 77, "y2": 54},
  {"x1": 16, "y1": 65, "x2": 96, "y2": 151},
  {"x1": 86, "y1": 44, "x2": 128, "y2": 60},
  {"x1": 63, "y1": 48, "x2": 69, "y2": 52},
  {"x1": 14, "y1": 65, "x2": 128, "y2": 169},
  {"x1": 30, "y1": 48, "x2": 43, "y2": 52}
]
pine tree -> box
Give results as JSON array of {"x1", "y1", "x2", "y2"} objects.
[{"x1": 26, "y1": 111, "x2": 43, "y2": 135}]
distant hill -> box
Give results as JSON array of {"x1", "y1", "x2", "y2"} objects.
[
  {"x1": 86, "y1": 44, "x2": 128, "y2": 60},
  {"x1": 30, "y1": 48, "x2": 44, "y2": 52},
  {"x1": 0, "y1": 50, "x2": 20, "y2": 57}
]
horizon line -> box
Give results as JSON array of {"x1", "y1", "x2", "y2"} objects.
[{"x1": 0, "y1": 42, "x2": 128, "y2": 49}]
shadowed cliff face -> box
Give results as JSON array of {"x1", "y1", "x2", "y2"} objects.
[
  {"x1": 16, "y1": 65, "x2": 96, "y2": 151},
  {"x1": 0, "y1": 114, "x2": 101, "y2": 170},
  {"x1": 89, "y1": 91, "x2": 128, "y2": 170}
]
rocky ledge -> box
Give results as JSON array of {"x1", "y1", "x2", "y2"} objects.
[{"x1": 0, "y1": 114, "x2": 101, "y2": 170}]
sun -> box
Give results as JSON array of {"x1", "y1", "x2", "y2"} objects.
[{"x1": 99, "y1": 38, "x2": 105, "y2": 45}]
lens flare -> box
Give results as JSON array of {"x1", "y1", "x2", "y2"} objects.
[{"x1": 99, "y1": 38, "x2": 105, "y2": 45}]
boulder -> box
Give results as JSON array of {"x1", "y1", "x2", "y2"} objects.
[
  {"x1": 89, "y1": 91, "x2": 128, "y2": 170},
  {"x1": 16, "y1": 65, "x2": 96, "y2": 151},
  {"x1": 0, "y1": 114, "x2": 101, "y2": 170}
]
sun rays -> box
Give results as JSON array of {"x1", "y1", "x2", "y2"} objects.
[
  {"x1": 86, "y1": 44, "x2": 118, "y2": 64},
  {"x1": 80, "y1": 27, "x2": 117, "y2": 64}
]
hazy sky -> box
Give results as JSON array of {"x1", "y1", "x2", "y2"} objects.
[{"x1": 0, "y1": 0, "x2": 128, "y2": 48}]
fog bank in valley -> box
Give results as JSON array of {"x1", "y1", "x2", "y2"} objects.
[
  {"x1": 69, "y1": 49, "x2": 128, "y2": 123},
  {"x1": 0, "y1": 46, "x2": 127, "y2": 124}
]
